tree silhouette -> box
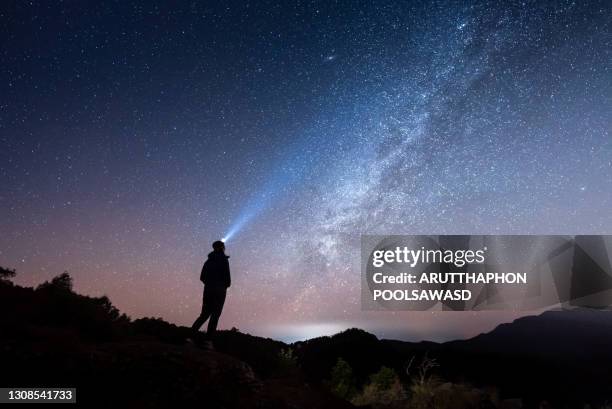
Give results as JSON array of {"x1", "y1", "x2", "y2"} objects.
[
  {"x1": 0, "y1": 266, "x2": 16, "y2": 282},
  {"x1": 37, "y1": 271, "x2": 73, "y2": 292},
  {"x1": 327, "y1": 358, "x2": 357, "y2": 400},
  {"x1": 352, "y1": 366, "x2": 406, "y2": 407}
]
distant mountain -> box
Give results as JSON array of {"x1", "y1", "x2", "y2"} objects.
[
  {"x1": 437, "y1": 310, "x2": 612, "y2": 405},
  {"x1": 295, "y1": 310, "x2": 612, "y2": 407}
]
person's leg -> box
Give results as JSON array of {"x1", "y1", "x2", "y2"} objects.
[
  {"x1": 191, "y1": 310, "x2": 211, "y2": 332},
  {"x1": 205, "y1": 289, "x2": 227, "y2": 339},
  {"x1": 191, "y1": 290, "x2": 212, "y2": 333}
]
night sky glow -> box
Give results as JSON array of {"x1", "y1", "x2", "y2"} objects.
[{"x1": 1, "y1": 1, "x2": 611, "y2": 342}]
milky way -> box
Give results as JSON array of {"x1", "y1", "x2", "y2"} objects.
[{"x1": 1, "y1": 1, "x2": 611, "y2": 342}]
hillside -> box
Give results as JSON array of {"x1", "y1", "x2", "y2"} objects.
[
  {"x1": 1, "y1": 270, "x2": 611, "y2": 408},
  {"x1": 0, "y1": 272, "x2": 351, "y2": 408}
]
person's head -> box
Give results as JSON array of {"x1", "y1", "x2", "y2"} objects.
[{"x1": 212, "y1": 240, "x2": 225, "y2": 252}]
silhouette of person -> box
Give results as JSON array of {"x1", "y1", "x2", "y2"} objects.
[{"x1": 191, "y1": 240, "x2": 231, "y2": 341}]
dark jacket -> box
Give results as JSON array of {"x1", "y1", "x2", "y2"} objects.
[{"x1": 200, "y1": 251, "x2": 231, "y2": 288}]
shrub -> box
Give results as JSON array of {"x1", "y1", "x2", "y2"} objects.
[
  {"x1": 406, "y1": 354, "x2": 498, "y2": 409},
  {"x1": 278, "y1": 347, "x2": 298, "y2": 370},
  {"x1": 410, "y1": 381, "x2": 495, "y2": 409},
  {"x1": 406, "y1": 353, "x2": 440, "y2": 409},
  {"x1": 0, "y1": 266, "x2": 16, "y2": 282},
  {"x1": 327, "y1": 357, "x2": 357, "y2": 400},
  {"x1": 352, "y1": 366, "x2": 406, "y2": 408},
  {"x1": 37, "y1": 271, "x2": 73, "y2": 292}
]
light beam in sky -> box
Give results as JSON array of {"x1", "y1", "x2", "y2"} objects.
[
  {"x1": 222, "y1": 138, "x2": 316, "y2": 242},
  {"x1": 222, "y1": 190, "x2": 273, "y2": 242}
]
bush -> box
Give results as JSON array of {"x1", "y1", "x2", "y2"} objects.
[
  {"x1": 410, "y1": 381, "x2": 495, "y2": 409},
  {"x1": 327, "y1": 358, "x2": 357, "y2": 400},
  {"x1": 369, "y1": 366, "x2": 396, "y2": 390},
  {"x1": 406, "y1": 354, "x2": 498, "y2": 409},
  {"x1": 27, "y1": 272, "x2": 130, "y2": 340},
  {"x1": 0, "y1": 266, "x2": 16, "y2": 282},
  {"x1": 352, "y1": 366, "x2": 406, "y2": 408},
  {"x1": 278, "y1": 347, "x2": 298, "y2": 370},
  {"x1": 37, "y1": 272, "x2": 73, "y2": 292}
]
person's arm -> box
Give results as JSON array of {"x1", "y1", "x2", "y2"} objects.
[
  {"x1": 200, "y1": 260, "x2": 208, "y2": 284},
  {"x1": 225, "y1": 259, "x2": 231, "y2": 288}
]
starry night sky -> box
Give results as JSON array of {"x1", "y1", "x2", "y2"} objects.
[{"x1": 1, "y1": 1, "x2": 611, "y2": 342}]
